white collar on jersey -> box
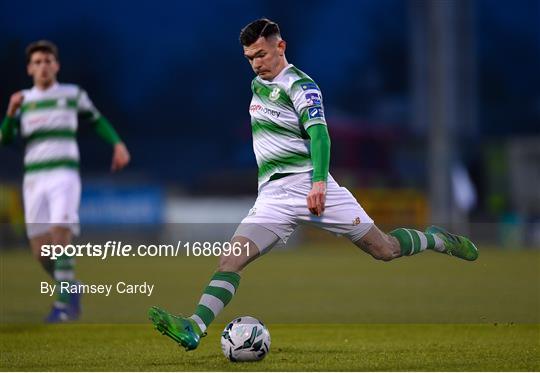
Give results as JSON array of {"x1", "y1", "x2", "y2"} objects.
[
  {"x1": 257, "y1": 64, "x2": 294, "y2": 83},
  {"x1": 32, "y1": 81, "x2": 59, "y2": 93}
]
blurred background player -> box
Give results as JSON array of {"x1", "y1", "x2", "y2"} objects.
[
  {"x1": 149, "y1": 18, "x2": 478, "y2": 350},
  {"x1": 0, "y1": 40, "x2": 130, "y2": 322}
]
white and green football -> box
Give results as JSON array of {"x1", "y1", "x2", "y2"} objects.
[{"x1": 221, "y1": 316, "x2": 270, "y2": 362}]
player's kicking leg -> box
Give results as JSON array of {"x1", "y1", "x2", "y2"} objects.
[
  {"x1": 149, "y1": 225, "x2": 279, "y2": 351},
  {"x1": 354, "y1": 224, "x2": 478, "y2": 262}
]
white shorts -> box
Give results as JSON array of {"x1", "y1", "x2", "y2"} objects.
[
  {"x1": 235, "y1": 171, "x2": 374, "y2": 252},
  {"x1": 23, "y1": 169, "x2": 81, "y2": 238}
]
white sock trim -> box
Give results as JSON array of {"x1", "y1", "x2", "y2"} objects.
[
  {"x1": 208, "y1": 280, "x2": 236, "y2": 296},
  {"x1": 433, "y1": 235, "x2": 445, "y2": 252},
  {"x1": 199, "y1": 294, "x2": 224, "y2": 317},
  {"x1": 416, "y1": 230, "x2": 428, "y2": 252},
  {"x1": 54, "y1": 270, "x2": 74, "y2": 281},
  {"x1": 404, "y1": 229, "x2": 415, "y2": 255},
  {"x1": 190, "y1": 314, "x2": 207, "y2": 333}
]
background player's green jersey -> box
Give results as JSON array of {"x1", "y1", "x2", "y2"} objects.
[
  {"x1": 1, "y1": 83, "x2": 120, "y2": 173},
  {"x1": 249, "y1": 64, "x2": 327, "y2": 187}
]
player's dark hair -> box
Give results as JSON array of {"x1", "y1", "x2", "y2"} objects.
[
  {"x1": 239, "y1": 18, "x2": 281, "y2": 46},
  {"x1": 25, "y1": 40, "x2": 59, "y2": 63}
]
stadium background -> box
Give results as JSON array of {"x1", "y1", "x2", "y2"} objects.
[
  {"x1": 0, "y1": 0, "x2": 539, "y2": 371},
  {"x1": 1, "y1": 0, "x2": 539, "y2": 243}
]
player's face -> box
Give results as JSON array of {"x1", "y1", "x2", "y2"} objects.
[
  {"x1": 243, "y1": 36, "x2": 286, "y2": 81},
  {"x1": 27, "y1": 51, "x2": 59, "y2": 88}
]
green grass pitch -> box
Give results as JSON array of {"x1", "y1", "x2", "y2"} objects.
[
  {"x1": 1, "y1": 323, "x2": 538, "y2": 371},
  {"x1": 1, "y1": 241, "x2": 539, "y2": 371}
]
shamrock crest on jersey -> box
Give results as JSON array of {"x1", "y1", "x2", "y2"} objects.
[{"x1": 269, "y1": 87, "x2": 281, "y2": 102}]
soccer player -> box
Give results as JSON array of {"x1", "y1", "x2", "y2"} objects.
[
  {"x1": 149, "y1": 19, "x2": 478, "y2": 350},
  {"x1": 0, "y1": 40, "x2": 130, "y2": 322}
]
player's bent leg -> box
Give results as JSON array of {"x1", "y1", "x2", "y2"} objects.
[
  {"x1": 312, "y1": 174, "x2": 475, "y2": 261},
  {"x1": 388, "y1": 226, "x2": 478, "y2": 261},
  {"x1": 357, "y1": 225, "x2": 443, "y2": 260},
  {"x1": 353, "y1": 225, "x2": 450, "y2": 261},
  {"x1": 355, "y1": 225, "x2": 478, "y2": 261},
  {"x1": 387, "y1": 227, "x2": 441, "y2": 257},
  {"x1": 353, "y1": 225, "x2": 401, "y2": 261}
]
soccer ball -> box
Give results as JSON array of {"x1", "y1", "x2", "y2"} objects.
[{"x1": 221, "y1": 316, "x2": 271, "y2": 362}]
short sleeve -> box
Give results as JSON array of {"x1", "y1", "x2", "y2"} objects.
[
  {"x1": 77, "y1": 88, "x2": 101, "y2": 121},
  {"x1": 290, "y1": 79, "x2": 327, "y2": 130}
]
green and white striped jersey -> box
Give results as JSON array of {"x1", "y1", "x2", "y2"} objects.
[
  {"x1": 18, "y1": 82, "x2": 100, "y2": 173},
  {"x1": 250, "y1": 64, "x2": 327, "y2": 188}
]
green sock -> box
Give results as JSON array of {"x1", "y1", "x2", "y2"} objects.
[
  {"x1": 389, "y1": 228, "x2": 440, "y2": 256},
  {"x1": 190, "y1": 271, "x2": 240, "y2": 334},
  {"x1": 54, "y1": 254, "x2": 75, "y2": 306}
]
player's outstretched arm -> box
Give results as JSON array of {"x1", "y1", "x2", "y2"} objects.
[
  {"x1": 306, "y1": 124, "x2": 331, "y2": 216},
  {"x1": 77, "y1": 88, "x2": 130, "y2": 171},
  {"x1": 0, "y1": 92, "x2": 23, "y2": 145}
]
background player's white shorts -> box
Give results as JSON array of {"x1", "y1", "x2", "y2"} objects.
[
  {"x1": 23, "y1": 169, "x2": 81, "y2": 238},
  {"x1": 235, "y1": 171, "x2": 374, "y2": 253}
]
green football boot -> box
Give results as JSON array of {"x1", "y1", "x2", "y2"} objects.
[
  {"x1": 426, "y1": 225, "x2": 479, "y2": 261},
  {"x1": 148, "y1": 306, "x2": 203, "y2": 351}
]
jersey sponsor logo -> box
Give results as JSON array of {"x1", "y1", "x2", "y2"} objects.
[
  {"x1": 305, "y1": 92, "x2": 321, "y2": 105},
  {"x1": 308, "y1": 106, "x2": 324, "y2": 119},
  {"x1": 27, "y1": 115, "x2": 51, "y2": 126},
  {"x1": 269, "y1": 87, "x2": 281, "y2": 102},
  {"x1": 249, "y1": 104, "x2": 281, "y2": 118},
  {"x1": 25, "y1": 113, "x2": 73, "y2": 128},
  {"x1": 300, "y1": 82, "x2": 319, "y2": 91}
]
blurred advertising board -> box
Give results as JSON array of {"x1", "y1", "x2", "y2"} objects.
[{"x1": 80, "y1": 184, "x2": 164, "y2": 225}]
